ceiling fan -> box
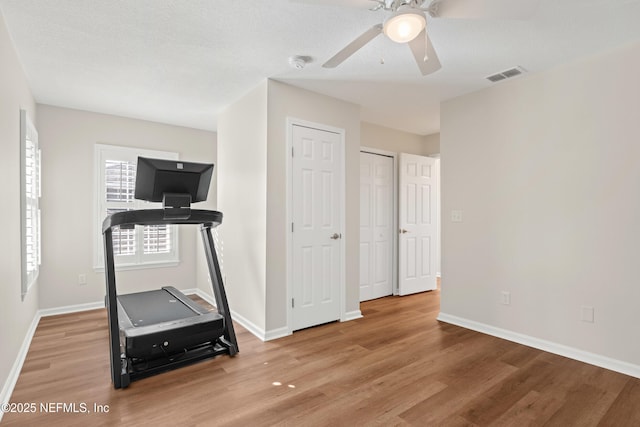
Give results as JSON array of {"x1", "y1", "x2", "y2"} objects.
[{"x1": 321, "y1": 0, "x2": 540, "y2": 76}]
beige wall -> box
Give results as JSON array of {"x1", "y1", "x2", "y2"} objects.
[
  {"x1": 267, "y1": 80, "x2": 362, "y2": 332},
  {"x1": 440, "y1": 41, "x2": 640, "y2": 369},
  {"x1": 218, "y1": 79, "x2": 361, "y2": 336},
  {"x1": 361, "y1": 122, "x2": 440, "y2": 156},
  {"x1": 0, "y1": 10, "x2": 38, "y2": 406},
  {"x1": 217, "y1": 82, "x2": 269, "y2": 331},
  {"x1": 422, "y1": 133, "x2": 440, "y2": 155},
  {"x1": 36, "y1": 105, "x2": 216, "y2": 309},
  {"x1": 361, "y1": 121, "x2": 426, "y2": 155},
  {"x1": 361, "y1": 121, "x2": 440, "y2": 155}
]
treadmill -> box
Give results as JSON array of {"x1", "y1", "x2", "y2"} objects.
[{"x1": 102, "y1": 157, "x2": 237, "y2": 389}]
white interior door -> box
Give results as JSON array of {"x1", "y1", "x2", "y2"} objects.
[
  {"x1": 399, "y1": 153, "x2": 437, "y2": 295},
  {"x1": 291, "y1": 124, "x2": 342, "y2": 331},
  {"x1": 359, "y1": 152, "x2": 393, "y2": 301}
]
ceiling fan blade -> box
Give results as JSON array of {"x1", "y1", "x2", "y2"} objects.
[
  {"x1": 427, "y1": 0, "x2": 540, "y2": 20},
  {"x1": 322, "y1": 24, "x2": 384, "y2": 68},
  {"x1": 408, "y1": 29, "x2": 441, "y2": 76}
]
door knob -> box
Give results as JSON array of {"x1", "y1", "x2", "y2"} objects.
[
  {"x1": 330, "y1": 233, "x2": 342, "y2": 240},
  {"x1": 399, "y1": 229, "x2": 408, "y2": 234}
]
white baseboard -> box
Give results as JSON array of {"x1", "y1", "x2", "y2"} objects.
[
  {"x1": 0, "y1": 311, "x2": 41, "y2": 422},
  {"x1": 228, "y1": 309, "x2": 267, "y2": 340},
  {"x1": 265, "y1": 326, "x2": 291, "y2": 341},
  {"x1": 437, "y1": 312, "x2": 640, "y2": 379},
  {"x1": 188, "y1": 289, "x2": 367, "y2": 341},
  {"x1": 39, "y1": 301, "x2": 105, "y2": 317},
  {"x1": 343, "y1": 309, "x2": 363, "y2": 322},
  {"x1": 186, "y1": 288, "x2": 277, "y2": 341}
]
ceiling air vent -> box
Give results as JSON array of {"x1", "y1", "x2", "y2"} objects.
[{"x1": 486, "y1": 66, "x2": 526, "y2": 83}]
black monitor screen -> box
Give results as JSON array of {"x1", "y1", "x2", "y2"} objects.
[{"x1": 134, "y1": 157, "x2": 214, "y2": 203}]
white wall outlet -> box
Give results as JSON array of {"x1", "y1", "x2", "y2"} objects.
[
  {"x1": 501, "y1": 291, "x2": 511, "y2": 305},
  {"x1": 581, "y1": 306, "x2": 594, "y2": 323},
  {"x1": 451, "y1": 210, "x2": 463, "y2": 223},
  {"x1": 78, "y1": 274, "x2": 87, "y2": 286}
]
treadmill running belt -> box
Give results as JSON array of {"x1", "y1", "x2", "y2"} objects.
[{"x1": 118, "y1": 289, "x2": 197, "y2": 327}]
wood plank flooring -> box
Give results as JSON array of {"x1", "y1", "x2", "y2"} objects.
[{"x1": 3, "y1": 288, "x2": 640, "y2": 426}]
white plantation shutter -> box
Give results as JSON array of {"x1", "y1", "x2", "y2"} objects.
[
  {"x1": 105, "y1": 160, "x2": 136, "y2": 203},
  {"x1": 21, "y1": 110, "x2": 41, "y2": 299},
  {"x1": 105, "y1": 160, "x2": 137, "y2": 256},
  {"x1": 106, "y1": 208, "x2": 136, "y2": 256},
  {"x1": 143, "y1": 225, "x2": 172, "y2": 254},
  {"x1": 24, "y1": 138, "x2": 40, "y2": 268},
  {"x1": 95, "y1": 145, "x2": 178, "y2": 269}
]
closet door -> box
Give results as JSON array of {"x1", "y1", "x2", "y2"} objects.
[
  {"x1": 291, "y1": 124, "x2": 343, "y2": 330},
  {"x1": 360, "y1": 152, "x2": 393, "y2": 301},
  {"x1": 398, "y1": 153, "x2": 437, "y2": 295}
]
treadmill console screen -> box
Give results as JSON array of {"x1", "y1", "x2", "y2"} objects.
[{"x1": 134, "y1": 157, "x2": 214, "y2": 203}]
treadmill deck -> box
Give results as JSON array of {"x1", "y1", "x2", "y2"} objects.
[
  {"x1": 116, "y1": 286, "x2": 224, "y2": 360},
  {"x1": 118, "y1": 288, "x2": 204, "y2": 326}
]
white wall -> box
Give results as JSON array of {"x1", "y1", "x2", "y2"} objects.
[
  {"x1": 36, "y1": 105, "x2": 216, "y2": 309},
  {"x1": 217, "y1": 82, "x2": 269, "y2": 332},
  {"x1": 0, "y1": 9, "x2": 39, "y2": 406},
  {"x1": 267, "y1": 80, "x2": 361, "y2": 332},
  {"x1": 440, "y1": 41, "x2": 640, "y2": 371}
]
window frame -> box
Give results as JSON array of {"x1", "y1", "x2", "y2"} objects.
[
  {"x1": 20, "y1": 109, "x2": 40, "y2": 300},
  {"x1": 94, "y1": 144, "x2": 180, "y2": 271}
]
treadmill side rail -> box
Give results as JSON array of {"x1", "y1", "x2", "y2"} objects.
[
  {"x1": 104, "y1": 228, "x2": 127, "y2": 389},
  {"x1": 201, "y1": 224, "x2": 239, "y2": 355}
]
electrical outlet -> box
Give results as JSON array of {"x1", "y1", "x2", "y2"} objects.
[
  {"x1": 581, "y1": 306, "x2": 594, "y2": 323},
  {"x1": 501, "y1": 291, "x2": 511, "y2": 305},
  {"x1": 451, "y1": 210, "x2": 463, "y2": 223},
  {"x1": 78, "y1": 274, "x2": 87, "y2": 286}
]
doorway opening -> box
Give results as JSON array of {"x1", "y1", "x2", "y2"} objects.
[{"x1": 359, "y1": 149, "x2": 441, "y2": 302}]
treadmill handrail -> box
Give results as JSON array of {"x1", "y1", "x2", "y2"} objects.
[{"x1": 102, "y1": 209, "x2": 222, "y2": 233}]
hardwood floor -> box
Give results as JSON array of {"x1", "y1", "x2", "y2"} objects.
[{"x1": 3, "y1": 288, "x2": 640, "y2": 426}]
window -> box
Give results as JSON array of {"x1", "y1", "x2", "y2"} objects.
[
  {"x1": 94, "y1": 144, "x2": 179, "y2": 269},
  {"x1": 21, "y1": 110, "x2": 41, "y2": 300}
]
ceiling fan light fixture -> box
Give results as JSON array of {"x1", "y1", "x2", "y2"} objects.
[{"x1": 383, "y1": 10, "x2": 426, "y2": 44}]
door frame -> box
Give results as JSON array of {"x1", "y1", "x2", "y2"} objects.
[
  {"x1": 430, "y1": 154, "x2": 441, "y2": 279},
  {"x1": 360, "y1": 147, "x2": 399, "y2": 296},
  {"x1": 286, "y1": 117, "x2": 346, "y2": 334}
]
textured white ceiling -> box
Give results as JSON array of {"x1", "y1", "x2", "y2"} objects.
[{"x1": 1, "y1": 0, "x2": 639, "y2": 135}]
